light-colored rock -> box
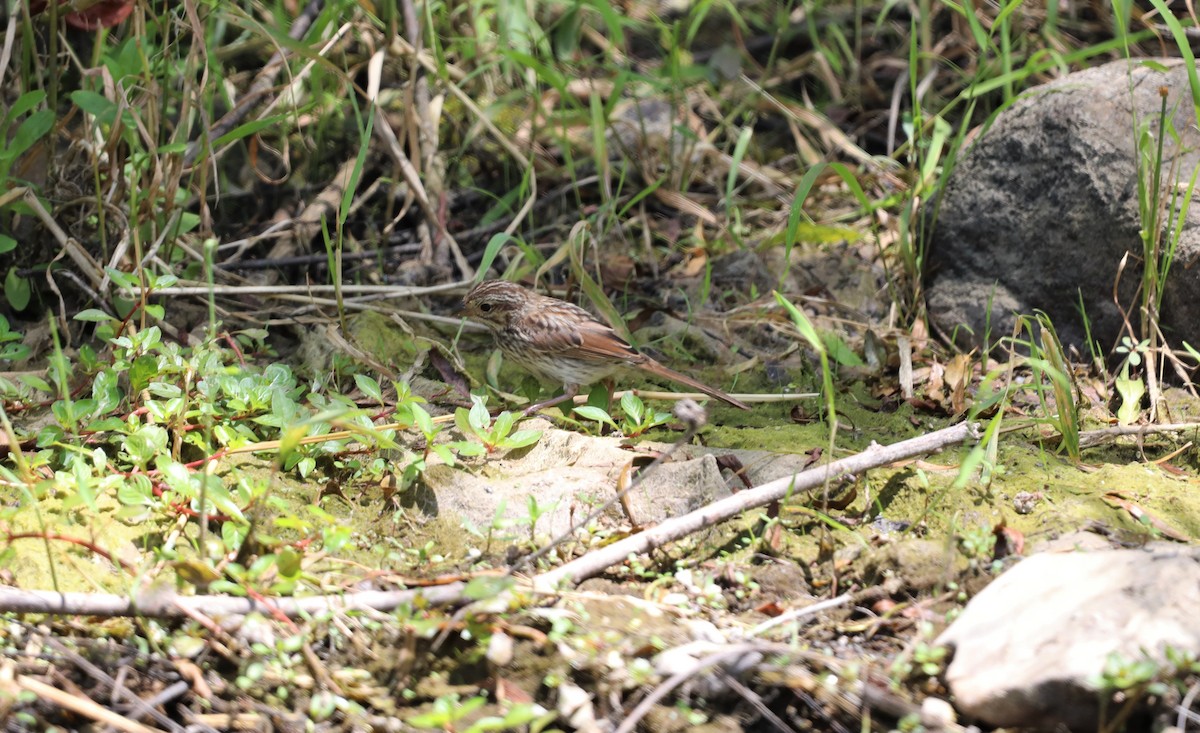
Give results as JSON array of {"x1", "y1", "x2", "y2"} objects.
[
  {"x1": 557, "y1": 682, "x2": 600, "y2": 733},
  {"x1": 413, "y1": 425, "x2": 731, "y2": 537},
  {"x1": 920, "y1": 697, "x2": 956, "y2": 729},
  {"x1": 486, "y1": 630, "x2": 513, "y2": 667},
  {"x1": 937, "y1": 547, "x2": 1200, "y2": 729},
  {"x1": 628, "y1": 453, "x2": 731, "y2": 524}
]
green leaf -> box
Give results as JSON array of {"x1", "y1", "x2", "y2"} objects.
[
  {"x1": 3, "y1": 109, "x2": 53, "y2": 163},
  {"x1": 74, "y1": 309, "x2": 115, "y2": 323},
  {"x1": 353, "y1": 373, "x2": 382, "y2": 403},
  {"x1": 70, "y1": 90, "x2": 121, "y2": 125},
  {"x1": 177, "y1": 212, "x2": 201, "y2": 234},
  {"x1": 491, "y1": 410, "x2": 515, "y2": 440},
  {"x1": 201, "y1": 478, "x2": 247, "y2": 523},
  {"x1": 1145, "y1": 0, "x2": 1200, "y2": 122},
  {"x1": 123, "y1": 424, "x2": 169, "y2": 468},
  {"x1": 412, "y1": 403, "x2": 435, "y2": 438},
  {"x1": 1116, "y1": 364, "x2": 1145, "y2": 426},
  {"x1": 619, "y1": 392, "x2": 644, "y2": 424},
  {"x1": 1, "y1": 343, "x2": 31, "y2": 363},
  {"x1": 105, "y1": 267, "x2": 140, "y2": 290},
  {"x1": 1183, "y1": 341, "x2": 1200, "y2": 366},
  {"x1": 3, "y1": 90, "x2": 46, "y2": 128},
  {"x1": 775, "y1": 294, "x2": 825, "y2": 355},
  {"x1": 117, "y1": 480, "x2": 154, "y2": 507},
  {"x1": 453, "y1": 440, "x2": 486, "y2": 457},
  {"x1": 129, "y1": 354, "x2": 159, "y2": 393},
  {"x1": 88, "y1": 417, "x2": 127, "y2": 433},
  {"x1": 5, "y1": 268, "x2": 30, "y2": 311},
  {"x1": 454, "y1": 407, "x2": 473, "y2": 436},
  {"x1": 296, "y1": 457, "x2": 316, "y2": 478},
  {"x1": 500, "y1": 429, "x2": 542, "y2": 449},
  {"x1": 212, "y1": 113, "x2": 294, "y2": 149},
  {"x1": 468, "y1": 395, "x2": 490, "y2": 432},
  {"x1": 0, "y1": 235, "x2": 15, "y2": 255},
  {"x1": 574, "y1": 405, "x2": 616, "y2": 428},
  {"x1": 18, "y1": 376, "x2": 51, "y2": 393},
  {"x1": 430, "y1": 444, "x2": 457, "y2": 466},
  {"x1": 476, "y1": 233, "x2": 515, "y2": 281},
  {"x1": 725, "y1": 126, "x2": 753, "y2": 203},
  {"x1": 463, "y1": 575, "x2": 515, "y2": 600},
  {"x1": 276, "y1": 547, "x2": 302, "y2": 578},
  {"x1": 499, "y1": 50, "x2": 567, "y2": 92},
  {"x1": 92, "y1": 369, "x2": 122, "y2": 414},
  {"x1": 822, "y1": 332, "x2": 864, "y2": 367},
  {"x1": 277, "y1": 425, "x2": 306, "y2": 466}
]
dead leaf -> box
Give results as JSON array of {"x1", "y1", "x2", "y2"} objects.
[
  {"x1": 30, "y1": 0, "x2": 134, "y2": 29},
  {"x1": 493, "y1": 677, "x2": 534, "y2": 704},
  {"x1": 680, "y1": 247, "x2": 709, "y2": 277},
  {"x1": 802, "y1": 447, "x2": 823, "y2": 469},
  {"x1": 944, "y1": 353, "x2": 972, "y2": 415},
  {"x1": 754, "y1": 601, "x2": 786, "y2": 616},
  {"x1": 1103, "y1": 492, "x2": 1191, "y2": 542},
  {"x1": 429, "y1": 348, "x2": 471, "y2": 398},
  {"x1": 993, "y1": 523, "x2": 1025, "y2": 559},
  {"x1": 599, "y1": 255, "x2": 637, "y2": 288},
  {"x1": 714, "y1": 454, "x2": 752, "y2": 489},
  {"x1": 925, "y1": 360, "x2": 946, "y2": 404}
]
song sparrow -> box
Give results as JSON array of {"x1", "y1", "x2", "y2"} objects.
[{"x1": 462, "y1": 280, "x2": 751, "y2": 414}]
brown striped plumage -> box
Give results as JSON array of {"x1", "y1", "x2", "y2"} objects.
[{"x1": 462, "y1": 280, "x2": 750, "y2": 414}]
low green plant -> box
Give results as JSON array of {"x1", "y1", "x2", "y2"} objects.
[
  {"x1": 461, "y1": 500, "x2": 518, "y2": 557},
  {"x1": 405, "y1": 539, "x2": 443, "y2": 569},
  {"x1": 889, "y1": 621, "x2": 948, "y2": 686},
  {"x1": 0, "y1": 315, "x2": 29, "y2": 363},
  {"x1": 1094, "y1": 651, "x2": 1163, "y2": 695},
  {"x1": 405, "y1": 692, "x2": 551, "y2": 733},
  {"x1": 1114, "y1": 336, "x2": 1149, "y2": 426},
  {"x1": 956, "y1": 524, "x2": 997, "y2": 565},
  {"x1": 518, "y1": 494, "x2": 556, "y2": 547},
  {"x1": 1024, "y1": 312, "x2": 1081, "y2": 461},
  {"x1": 455, "y1": 394, "x2": 542, "y2": 453},
  {"x1": 1090, "y1": 647, "x2": 1200, "y2": 731},
  {"x1": 574, "y1": 392, "x2": 672, "y2": 437},
  {"x1": 0, "y1": 90, "x2": 54, "y2": 311}
]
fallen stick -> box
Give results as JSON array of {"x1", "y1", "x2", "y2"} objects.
[
  {"x1": 1076, "y1": 421, "x2": 1200, "y2": 448},
  {"x1": 0, "y1": 584, "x2": 466, "y2": 619},
  {"x1": 532, "y1": 420, "x2": 979, "y2": 592},
  {"x1": 0, "y1": 422, "x2": 976, "y2": 618},
  {"x1": 15, "y1": 675, "x2": 164, "y2": 733}
]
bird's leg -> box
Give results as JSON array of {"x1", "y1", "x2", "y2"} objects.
[{"x1": 521, "y1": 383, "x2": 580, "y2": 417}]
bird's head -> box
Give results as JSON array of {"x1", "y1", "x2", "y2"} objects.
[{"x1": 461, "y1": 280, "x2": 529, "y2": 330}]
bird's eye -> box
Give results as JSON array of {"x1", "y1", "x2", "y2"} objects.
[{"x1": 479, "y1": 303, "x2": 493, "y2": 312}]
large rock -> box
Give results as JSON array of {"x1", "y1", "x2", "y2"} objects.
[
  {"x1": 937, "y1": 546, "x2": 1200, "y2": 729},
  {"x1": 927, "y1": 59, "x2": 1200, "y2": 354},
  {"x1": 412, "y1": 425, "x2": 734, "y2": 537}
]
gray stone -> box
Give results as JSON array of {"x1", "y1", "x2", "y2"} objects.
[
  {"x1": 927, "y1": 59, "x2": 1200, "y2": 354},
  {"x1": 937, "y1": 546, "x2": 1200, "y2": 729}
]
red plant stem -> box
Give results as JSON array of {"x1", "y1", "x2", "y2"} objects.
[{"x1": 3, "y1": 532, "x2": 136, "y2": 574}]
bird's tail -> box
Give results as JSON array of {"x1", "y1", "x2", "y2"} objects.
[{"x1": 639, "y1": 359, "x2": 752, "y2": 410}]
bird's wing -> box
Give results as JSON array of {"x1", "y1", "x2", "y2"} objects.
[
  {"x1": 522, "y1": 305, "x2": 642, "y2": 362},
  {"x1": 572, "y1": 319, "x2": 644, "y2": 362}
]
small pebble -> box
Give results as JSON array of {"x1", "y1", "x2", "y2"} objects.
[{"x1": 920, "y1": 696, "x2": 957, "y2": 728}]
